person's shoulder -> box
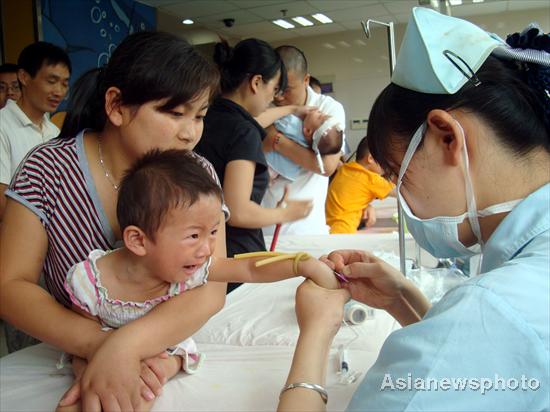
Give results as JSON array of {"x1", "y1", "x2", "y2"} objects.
[
  {"x1": 206, "y1": 109, "x2": 258, "y2": 141},
  {"x1": 0, "y1": 103, "x2": 17, "y2": 132},
  {"x1": 26, "y1": 136, "x2": 77, "y2": 160},
  {"x1": 337, "y1": 162, "x2": 368, "y2": 177},
  {"x1": 17, "y1": 136, "x2": 79, "y2": 176},
  {"x1": 310, "y1": 89, "x2": 344, "y2": 111},
  {"x1": 44, "y1": 115, "x2": 61, "y2": 137},
  {"x1": 429, "y1": 279, "x2": 547, "y2": 345}
]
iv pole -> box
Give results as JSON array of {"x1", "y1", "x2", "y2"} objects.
[{"x1": 361, "y1": 19, "x2": 408, "y2": 276}]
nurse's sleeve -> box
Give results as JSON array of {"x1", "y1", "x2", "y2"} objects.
[{"x1": 346, "y1": 284, "x2": 549, "y2": 411}]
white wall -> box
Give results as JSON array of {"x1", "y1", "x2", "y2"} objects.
[{"x1": 271, "y1": 8, "x2": 550, "y2": 152}]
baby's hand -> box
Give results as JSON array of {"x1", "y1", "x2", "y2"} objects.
[{"x1": 299, "y1": 257, "x2": 340, "y2": 289}]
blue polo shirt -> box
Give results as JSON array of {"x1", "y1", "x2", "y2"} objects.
[{"x1": 348, "y1": 183, "x2": 549, "y2": 411}]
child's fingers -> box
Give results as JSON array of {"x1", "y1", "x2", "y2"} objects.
[{"x1": 319, "y1": 255, "x2": 335, "y2": 270}]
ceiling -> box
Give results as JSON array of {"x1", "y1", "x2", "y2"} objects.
[{"x1": 138, "y1": 0, "x2": 548, "y2": 43}]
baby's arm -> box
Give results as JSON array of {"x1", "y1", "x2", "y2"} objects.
[{"x1": 208, "y1": 254, "x2": 339, "y2": 289}]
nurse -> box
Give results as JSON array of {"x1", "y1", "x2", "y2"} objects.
[{"x1": 278, "y1": 8, "x2": 549, "y2": 411}]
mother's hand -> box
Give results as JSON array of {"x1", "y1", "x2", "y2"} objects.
[
  {"x1": 58, "y1": 353, "x2": 180, "y2": 409},
  {"x1": 80, "y1": 336, "x2": 154, "y2": 411},
  {"x1": 295, "y1": 280, "x2": 350, "y2": 338}
]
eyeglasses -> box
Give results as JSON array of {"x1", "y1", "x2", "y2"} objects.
[{"x1": 0, "y1": 82, "x2": 21, "y2": 93}]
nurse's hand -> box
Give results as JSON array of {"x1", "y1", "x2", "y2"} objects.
[
  {"x1": 321, "y1": 250, "x2": 404, "y2": 309},
  {"x1": 321, "y1": 250, "x2": 430, "y2": 326}
]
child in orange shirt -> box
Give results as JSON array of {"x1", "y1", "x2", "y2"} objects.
[{"x1": 325, "y1": 137, "x2": 394, "y2": 233}]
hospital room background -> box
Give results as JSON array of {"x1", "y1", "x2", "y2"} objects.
[
  {"x1": 0, "y1": 0, "x2": 548, "y2": 354},
  {"x1": 0, "y1": 0, "x2": 550, "y2": 411},
  {"x1": 2, "y1": 0, "x2": 547, "y2": 152}
]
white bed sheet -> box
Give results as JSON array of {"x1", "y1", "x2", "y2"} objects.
[{"x1": 0, "y1": 234, "x2": 403, "y2": 411}]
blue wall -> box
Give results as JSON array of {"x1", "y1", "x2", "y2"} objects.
[{"x1": 40, "y1": 0, "x2": 156, "y2": 110}]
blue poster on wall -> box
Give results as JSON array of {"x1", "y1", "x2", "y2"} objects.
[{"x1": 40, "y1": 0, "x2": 156, "y2": 110}]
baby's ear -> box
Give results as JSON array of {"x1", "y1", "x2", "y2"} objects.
[{"x1": 123, "y1": 225, "x2": 148, "y2": 256}]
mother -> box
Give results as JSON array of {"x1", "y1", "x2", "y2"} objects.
[{"x1": 0, "y1": 31, "x2": 227, "y2": 411}]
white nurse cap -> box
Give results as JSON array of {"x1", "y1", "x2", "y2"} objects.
[{"x1": 391, "y1": 7, "x2": 504, "y2": 94}]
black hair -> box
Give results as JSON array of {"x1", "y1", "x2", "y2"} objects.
[
  {"x1": 275, "y1": 45, "x2": 308, "y2": 77},
  {"x1": 356, "y1": 136, "x2": 371, "y2": 160},
  {"x1": 367, "y1": 55, "x2": 550, "y2": 178},
  {"x1": 117, "y1": 149, "x2": 223, "y2": 240},
  {"x1": 309, "y1": 76, "x2": 321, "y2": 90},
  {"x1": 17, "y1": 42, "x2": 71, "y2": 77},
  {"x1": 60, "y1": 31, "x2": 219, "y2": 138},
  {"x1": 317, "y1": 129, "x2": 343, "y2": 155},
  {"x1": 0, "y1": 63, "x2": 18, "y2": 74},
  {"x1": 214, "y1": 38, "x2": 287, "y2": 94}
]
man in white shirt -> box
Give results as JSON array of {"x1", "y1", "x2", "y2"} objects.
[
  {"x1": 0, "y1": 41, "x2": 71, "y2": 220},
  {"x1": 262, "y1": 45, "x2": 346, "y2": 235},
  {"x1": 0, "y1": 64, "x2": 21, "y2": 109}
]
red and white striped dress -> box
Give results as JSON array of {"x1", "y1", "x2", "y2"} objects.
[{"x1": 7, "y1": 130, "x2": 224, "y2": 307}]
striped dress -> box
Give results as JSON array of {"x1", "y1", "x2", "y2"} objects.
[{"x1": 7, "y1": 130, "x2": 225, "y2": 307}]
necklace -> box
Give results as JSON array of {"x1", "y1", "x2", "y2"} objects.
[{"x1": 97, "y1": 138, "x2": 119, "y2": 191}]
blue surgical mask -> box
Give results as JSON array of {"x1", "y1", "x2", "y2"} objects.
[{"x1": 396, "y1": 122, "x2": 521, "y2": 274}]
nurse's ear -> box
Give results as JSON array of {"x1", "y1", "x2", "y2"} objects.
[{"x1": 425, "y1": 109, "x2": 465, "y2": 167}]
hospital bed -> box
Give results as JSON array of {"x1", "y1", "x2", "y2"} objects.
[{"x1": 0, "y1": 233, "x2": 410, "y2": 411}]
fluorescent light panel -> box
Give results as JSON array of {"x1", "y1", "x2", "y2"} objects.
[
  {"x1": 311, "y1": 13, "x2": 333, "y2": 24},
  {"x1": 292, "y1": 16, "x2": 314, "y2": 26},
  {"x1": 449, "y1": 0, "x2": 462, "y2": 5},
  {"x1": 182, "y1": 19, "x2": 194, "y2": 25},
  {"x1": 472, "y1": 0, "x2": 484, "y2": 2},
  {"x1": 273, "y1": 19, "x2": 295, "y2": 29}
]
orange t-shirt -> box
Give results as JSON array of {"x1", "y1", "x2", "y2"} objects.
[{"x1": 325, "y1": 161, "x2": 394, "y2": 234}]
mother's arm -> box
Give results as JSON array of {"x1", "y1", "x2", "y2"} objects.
[
  {"x1": 0, "y1": 200, "x2": 107, "y2": 356},
  {"x1": 224, "y1": 160, "x2": 312, "y2": 227}
]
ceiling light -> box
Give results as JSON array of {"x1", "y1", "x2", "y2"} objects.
[
  {"x1": 472, "y1": 0, "x2": 484, "y2": 2},
  {"x1": 273, "y1": 19, "x2": 295, "y2": 29},
  {"x1": 322, "y1": 42, "x2": 336, "y2": 49},
  {"x1": 449, "y1": 0, "x2": 462, "y2": 5},
  {"x1": 182, "y1": 19, "x2": 194, "y2": 25},
  {"x1": 338, "y1": 41, "x2": 351, "y2": 48},
  {"x1": 311, "y1": 13, "x2": 333, "y2": 24},
  {"x1": 292, "y1": 16, "x2": 314, "y2": 26}
]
